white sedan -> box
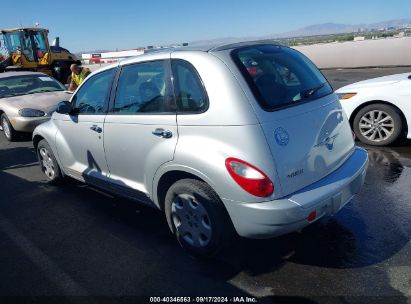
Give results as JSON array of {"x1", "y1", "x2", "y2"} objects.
[{"x1": 336, "y1": 72, "x2": 411, "y2": 146}]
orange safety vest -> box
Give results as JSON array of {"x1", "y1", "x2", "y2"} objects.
[{"x1": 72, "y1": 68, "x2": 91, "y2": 86}]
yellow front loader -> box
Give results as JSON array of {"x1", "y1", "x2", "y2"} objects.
[{"x1": 0, "y1": 28, "x2": 80, "y2": 84}]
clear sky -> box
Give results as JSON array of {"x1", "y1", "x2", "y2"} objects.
[{"x1": 1, "y1": 0, "x2": 410, "y2": 52}]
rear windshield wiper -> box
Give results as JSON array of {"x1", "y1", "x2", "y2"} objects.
[{"x1": 301, "y1": 83, "x2": 326, "y2": 99}]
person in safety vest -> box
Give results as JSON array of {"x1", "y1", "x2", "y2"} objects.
[{"x1": 68, "y1": 64, "x2": 91, "y2": 92}]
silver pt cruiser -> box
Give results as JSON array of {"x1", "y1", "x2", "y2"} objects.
[{"x1": 33, "y1": 41, "x2": 368, "y2": 256}]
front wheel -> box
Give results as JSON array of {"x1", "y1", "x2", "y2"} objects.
[
  {"x1": 164, "y1": 179, "x2": 235, "y2": 257},
  {"x1": 353, "y1": 103, "x2": 403, "y2": 146},
  {"x1": 37, "y1": 140, "x2": 63, "y2": 184},
  {"x1": 1, "y1": 114, "x2": 18, "y2": 142}
]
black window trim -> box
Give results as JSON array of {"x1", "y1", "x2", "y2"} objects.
[
  {"x1": 170, "y1": 59, "x2": 209, "y2": 115},
  {"x1": 230, "y1": 44, "x2": 334, "y2": 112},
  {"x1": 108, "y1": 59, "x2": 177, "y2": 116},
  {"x1": 71, "y1": 67, "x2": 117, "y2": 116}
]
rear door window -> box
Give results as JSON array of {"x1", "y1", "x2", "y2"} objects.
[{"x1": 232, "y1": 45, "x2": 333, "y2": 111}]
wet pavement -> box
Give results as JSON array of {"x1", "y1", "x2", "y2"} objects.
[{"x1": 0, "y1": 68, "x2": 410, "y2": 303}]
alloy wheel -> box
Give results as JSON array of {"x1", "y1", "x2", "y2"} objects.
[{"x1": 359, "y1": 110, "x2": 394, "y2": 142}]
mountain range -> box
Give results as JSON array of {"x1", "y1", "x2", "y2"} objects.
[
  {"x1": 189, "y1": 18, "x2": 411, "y2": 46},
  {"x1": 78, "y1": 18, "x2": 411, "y2": 54}
]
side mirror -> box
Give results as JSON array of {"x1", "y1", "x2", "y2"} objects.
[{"x1": 56, "y1": 101, "x2": 72, "y2": 115}]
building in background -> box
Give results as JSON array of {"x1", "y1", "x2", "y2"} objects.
[
  {"x1": 82, "y1": 48, "x2": 145, "y2": 64},
  {"x1": 82, "y1": 42, "x2": 189, "y2": 64},
  {"x1": 353, "y1": 36, "x2": 365, "y2": 41}
]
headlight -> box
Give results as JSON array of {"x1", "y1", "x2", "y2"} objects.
[
  {"x1": 18, "y1": 108, "x2": 46, "y2": 117},
  {"x1": 336, "y1": 93, "x2": 357, "y2": 100}
]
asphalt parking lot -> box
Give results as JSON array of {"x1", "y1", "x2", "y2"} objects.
[{"x1": 0, "y1": 68, "x2": 410, "y2": 303}]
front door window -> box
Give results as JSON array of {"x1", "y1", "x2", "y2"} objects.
[{"x1": 72, "y1": 69, "x2": 115, "y2": 114}]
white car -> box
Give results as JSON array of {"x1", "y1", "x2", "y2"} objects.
[{"x1": 336, "y1": 72, "x2": 411, "y2": 146}]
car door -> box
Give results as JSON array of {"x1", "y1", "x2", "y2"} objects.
[
  {"x1": 55, "y1": 68, "x2": 116, "y2": 182},
  {"x1": 103, "y1": 57, "x2": 178, "y2": 197}
]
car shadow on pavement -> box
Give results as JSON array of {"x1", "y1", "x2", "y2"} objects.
[
  {"x1": 0, "y1": 145, "x2": 38, "y2": 169},
  {"x1": 0, "y1": 159, "x2": 252, "y2": 297},
  {"x1": 2, "y1": 131, "x2": 33, "y2": 142},
  {"x1": 0, "y1": 145, "x2": 409, "y2": 301}
]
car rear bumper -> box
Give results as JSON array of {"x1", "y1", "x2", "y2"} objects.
[
  {"x1": 222, "y1": 147, "x2": 368, "y2": 239},
  {"x1": 9, "y1": 116, "x2": 50, "y2": 132}
]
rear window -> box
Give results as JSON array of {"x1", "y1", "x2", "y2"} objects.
[{"x1": 232, "y1": 45, "x2": 333, "y2": 111}]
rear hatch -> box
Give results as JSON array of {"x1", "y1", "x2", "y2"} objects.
[
  {"x1": 231, "y1": 44, "x2": 355, "y2": 197},
  {"x1": 259, "y1": 95, "x2": 354, "y2": 196}
]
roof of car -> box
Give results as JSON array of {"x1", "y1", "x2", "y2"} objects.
[
  {"x1": 210, "y1": 40, "x2": 285, "y2": 52},
  {"x1": 0, "y1": 71, "x2": 46, "y2": 79},
  {"x1": 1, "y1": 27, "x2": 49, "y2": 33},
  {"x1": 92, "y1": 40, "x2": 286, "y2": 74},
  {"x1": 144, "y1": 40, "x2": 285, "y2": 54}
]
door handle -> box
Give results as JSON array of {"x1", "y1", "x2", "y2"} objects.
[
  {"x1": 152, "y1": 128, "x2": 172, "y2": 138},
  {"x1": 90, "y1": 125, "x2": 102, "y2": 133}
]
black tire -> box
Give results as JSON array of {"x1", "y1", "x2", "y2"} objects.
[
  {"x1": 60, "y1": 68, "x2": 71, "y2": 85},
  {"x1": 37, "y1": 139, "x2": 63, "y2": 184},
  {"x1": 1, "y1": 113, "x2": 18, "y2": 142},
  {"x1": 353, "y1": 103, "x2": 403, "y2": 146},
  {"x1": 164, "y1": 179, "x2": 235, "y2": 257},
  {"x1": 52, "y1": 62, "x2": 72, "y2": 84}
]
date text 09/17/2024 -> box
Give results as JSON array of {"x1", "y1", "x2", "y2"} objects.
[{"x1": 149, "y1": 296, "x2": 258, "y2": 303}]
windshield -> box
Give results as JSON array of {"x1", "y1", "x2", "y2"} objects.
[
  {"x1": 0, "y1": 75, "x2": 65, "y2": 98},
  {"x1": 1, "y1": 31, "x2": 35, "y2": 61},
  {"x1": 232, "y1": 45, "x2": 333, "y2": 111}
]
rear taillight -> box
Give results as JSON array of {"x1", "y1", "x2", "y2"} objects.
[
  {"x1": 307, "y1": 210, "x2": 317, "y2": 222},
  {"x1": 225, "y1": 158, "x2": 274, "y2": 197}
]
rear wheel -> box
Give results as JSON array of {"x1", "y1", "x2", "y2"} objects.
[
  {"x1": 37, "y1": 140, "x2": 63, "y2": 184},
  {"x1": 52, "y1": 62, "x2": 72, "y2": 84},
  {"x1": 164, "y1": 179, "x2": 235, "y2": 257},
  {"x1": 1, "y1": 114, "x2": 18, "y2": 141},
  {"x1": 61, "y1": 68, "x2": 72, "y2": 85},
  {"x1": 353, "y1": 103, "x2": 403, "y2": 146}
]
